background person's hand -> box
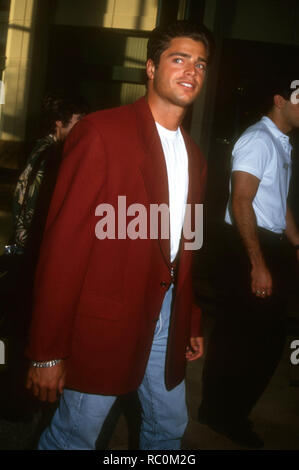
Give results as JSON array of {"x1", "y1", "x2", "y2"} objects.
[{"x1": 251, "y1": 263, "x2": 273, "y2": 297}]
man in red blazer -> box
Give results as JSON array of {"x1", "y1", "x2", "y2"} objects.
[{"x1": 26, "y1": 20, "x2": 213, "y2": 450}]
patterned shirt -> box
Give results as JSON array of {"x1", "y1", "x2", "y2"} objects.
[{"x1": 13, "y1": 135, "x2": 58, "y2": 250}]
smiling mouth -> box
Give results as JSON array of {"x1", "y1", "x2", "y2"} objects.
[{"x1": 179, "y1": 82, "x2": 195, "y2": 90}]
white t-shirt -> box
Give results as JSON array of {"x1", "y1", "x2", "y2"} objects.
[
  {"x1": 225, "y1": 116, "x2": 292, "y2": 234},
  {"x1": 156, "y1": 122, "x2": 189, "y2": 262}
]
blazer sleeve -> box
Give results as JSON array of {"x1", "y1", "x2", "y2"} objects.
[
  {"x1": 190, "y1": 146, "x2": 207, "y2": 339},
  {"x1": 190, "y1": 303, "x2": 203, "y2": 337},
  {"x1": 27, "y1": 119, "x2": 107, "y2": 361}
]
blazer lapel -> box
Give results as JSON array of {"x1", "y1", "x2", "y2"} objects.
[
  {"x1": 181, "y1": 126, "x2": 194, "y2": 207},
  {"x1": 132, "y1": 97, "x2": 170, "y2": 264},
  {"x1": 175, "y1": 127, "x2": 196, "y2": 294}
]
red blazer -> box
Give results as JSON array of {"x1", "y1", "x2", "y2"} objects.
[{"x1": 27, "y1": 97, "x2": 207, "y2": 394}]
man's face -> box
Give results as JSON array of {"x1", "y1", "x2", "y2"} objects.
[
  {"x1": 60, "y1": 113, "x2": 83, "y2": 140},
  {"x1": 56, "y1": 113, "x2": 83, "y2": 141},
  {"x1": 146, "y1": 37, "x2": 208, "y2": 109},
  {"x1": 282, "y1": 91, "x2": 299, "y2": 131}
]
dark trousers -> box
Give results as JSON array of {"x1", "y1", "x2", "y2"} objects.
[{"x1": 200, "y1": 224, "x2": 298, "y2": 423}]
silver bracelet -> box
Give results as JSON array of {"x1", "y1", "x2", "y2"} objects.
[{"x1": 31, "y1": 359, "x2": 61, "y2": 368}]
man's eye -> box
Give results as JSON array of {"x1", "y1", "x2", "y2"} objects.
[
  {"x1": 174, "y1": 58, "x2": 183, "y2": 63},
  {"x1": 196, "y1": 63, "x2": 206, "y2": 71}
]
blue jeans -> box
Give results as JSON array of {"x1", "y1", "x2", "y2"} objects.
[{"x1": 39, "y1": 285, "x2": 188, "y2": 450}]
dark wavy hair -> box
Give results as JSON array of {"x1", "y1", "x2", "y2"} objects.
[
  {"x1": 41, "y1": 93, "x2": 89, "y2": 135},
  {"x1": 260, "y1": 75, "x2": 299, "y2": 114},
  {"x1": 147, "y1": 20, "x2": 215, "y2": 67}
]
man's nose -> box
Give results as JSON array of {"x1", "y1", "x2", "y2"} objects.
[{"x1": 184, "y1": 62, "x2": 196, "y2": 75}]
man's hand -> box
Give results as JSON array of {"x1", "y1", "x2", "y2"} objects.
[
  {"x1": 251, "y1": 263, "x2": 273, "y2": 297},
  {"x1": 26, "y1": 361, "x2": 66, "y2": 402},
  {"x1": 186, "y1": 337, "x2": 204, "y2": 361},
  {"x1": 231, "y1": 171, "x2": 274, "y2": 299}
]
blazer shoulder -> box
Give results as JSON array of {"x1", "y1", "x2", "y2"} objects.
[
  {"x1": 181, "y1": 128, "x2": 206, "y2": 164},
  {"x1": 81, "y1": 103, "x2": 137, "y2": 134}
]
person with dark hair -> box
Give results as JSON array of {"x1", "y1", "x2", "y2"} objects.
[
  {"x1": 0, "y1": 94, "x2": 87, "y2": 435},
  {"x1": 259, "y1": 76, "x2": 299, "y2": 116},
  {"x1": 147, "y1": 19, "x2": 213, "y2": 67},
  {"x1": 25, "y1": 20, "x2": 213, "y2": 450},
  {"x1": 12, "y1": 94, "x2": 87, "y2": 253},
  {"x1": 198, "y1": 77, "x2": 299, "y2": 448}
]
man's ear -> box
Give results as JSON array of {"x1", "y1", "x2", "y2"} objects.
[
  {"x1": 273, "y1": 94, "x2": 287, "y2": 109},
  {"x1": 146, "y1": 59, "x2": 155, "y2": 80}
]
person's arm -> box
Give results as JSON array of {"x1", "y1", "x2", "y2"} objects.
[
  {"x1": 285, "y1": 204, "x2": 299, "y2": 262},
  {"x1": 231, "y1": 170, "x2": 273, "y2": 297},
  {"x1": 26, "y1": 119, "x2": 107, "y2": 401},
  {"x1": 26, "y1": 361, "x2": 66, "y2": 403},
  {"x1": 186, "y1": 337, "x2": 204, "y2": 361},
  {"x1": 186, "y1": 294, "x2": 204, "y2": 360}
]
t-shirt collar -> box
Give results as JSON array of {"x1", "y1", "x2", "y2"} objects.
[{"x1": 261, "y1": 116, "x2": 291, "y2": 145}]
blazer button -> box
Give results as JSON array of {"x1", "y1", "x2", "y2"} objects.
[{"x1": 160, "y1": 281, "x2": 168, "y2": 288}]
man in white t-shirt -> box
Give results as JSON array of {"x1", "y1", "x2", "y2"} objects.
[
  {"x1": 25, "y1": 20, "x2": 213, "y2": 450},
  {"x1": 199, "y1": 78, "x2": 299, "y2": 448}
]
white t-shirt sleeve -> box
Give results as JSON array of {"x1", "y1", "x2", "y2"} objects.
[{"x1": 231, "y1": 134, "x2": 272, "y2": 180}]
